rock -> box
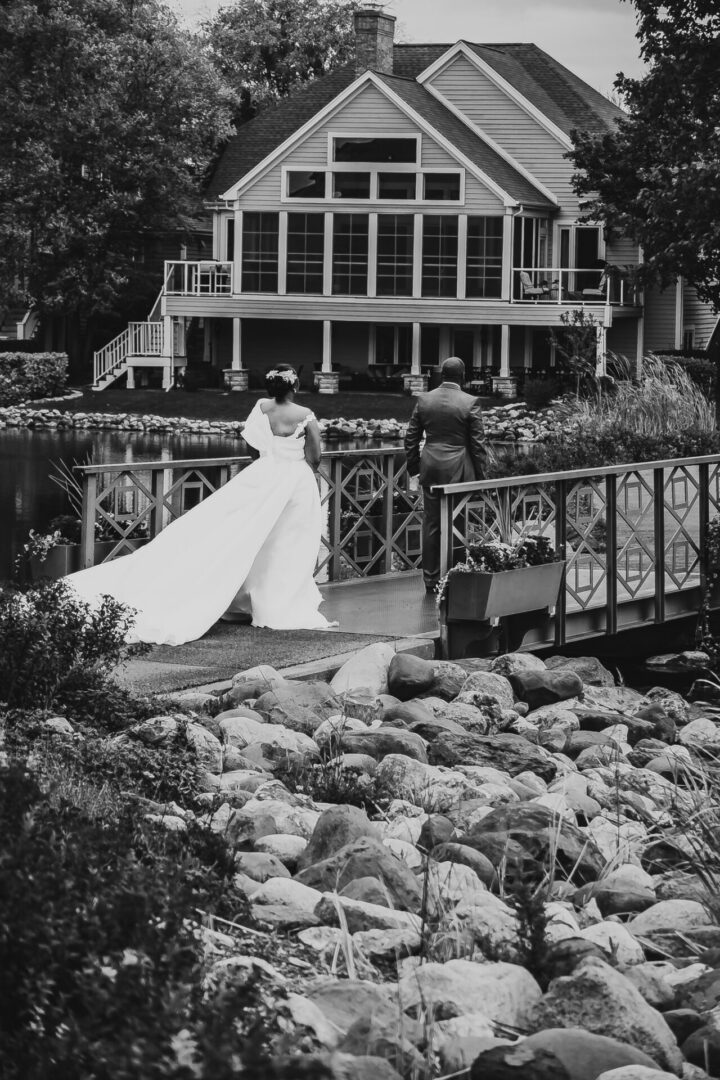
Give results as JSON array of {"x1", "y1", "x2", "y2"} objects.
[
  {"x1": 314, "y1": 893, "x2": 422, "y2": 934},
  {"x1": 381, "y1": 700, "x2": 434, "y2": 727},
  {"x1": 418, "y1": 813, "x2": 455, "y2": 851},
  {"x1": 398, "y1": 958, "x2": 542, "y2": 1028},
  {"x1": 544, "y1": 938, "x2": 610, "y2": 981},
  {"x1": 491, "y1": 652, "x2": 547, "y2": 677},
  {"x1": 470, "y1": 1029, "x2": 664, "y2": 1080},
  {"x1": 285, "y1": 992, "x2": 341, "y2": 1048},
  {"x1": 304, "y1": 978, "x2": 396, "y2": 1037},
  {"x1": 129, "y1": 715, "x2": 181, "y2": 746},
  {"x1": 688, "y1": 678, "x2": 720, "y2": 704},
  {"x1": 628, "y1": 900, "x2": 714, "y2": 938},
  {"x1": 681, "y1": 1024, "x2": 720, "y2": 1076},
  {"x1": 340, "y1": 727, "x2": 428, "y2": 763},
  {"x1": 243, "y1": 723, "x2": 319, "y2": 758},
  {"x1": 437, "y1": 891, "x2": 520, "y2": 960},
  {"x1": 428, "y1": 732, "x2": 557, "y2": 782},
  {"x1": 352, "y1": 927, "x2": 421, "y2": 960},
  {"x1": 430, "y1": 842, "x2": 497, "y2": 886},
  {"x1": 546, "y1": 655, "x2": 617, "y2": 687},
  {"x1": 387, "y1": 653, "x2": 436, "y2": 700},
  {"x1": 508, "y1": 670, "x2": 585, "y2": 710},
  {"x1": 408, "y1": 713, "x2": 467, "y2": 740},
  {"x1": 434, "y1": 699, "x2": 499, "y2": 735},
  {"x1": 297, "y1": 804, "x2": 380, "y2": 871},
  {"x1": 250, "y1": 877, "x2": 323, "y2": 914},
  {"x1": 678, "y1": 716, "x2": 720, "y2": 747},
  {"x1": 579, "y1": 921, "x2": 646, "y2": 967},
  {"x1": 588, "y1": 864, "x2": 657, "y2": 916},
  {"x1": 326, "y1": 1053, "x2": 403, "y2": 1080},
  {"x1": 624, "y1": 963, "x2": 679, "y2": 1010},
  {"x1": 218, "y1": 713, "x2": 267, "y2": 749},
  {"x1": 428, "y1": 660, "x2": 470, "y2": 700},
  {"x1": 226, "y1": 664, "x2": 286, "y2": 702},
  {"x1": 596, "y1": 1069, "x2": 677, "y2": 1080},
  {"x1": 529, "y1": 958, "x2": 684, "y2": 1073},
  {"x1": 459, "y1": 671, "x2": 515, "y2": 710},
  {"x1": 296, "y1": 836, "x2": 422, "y2": 912},
  {"x1": 234, "y1": 851, "x2": 291, "y2": 883},
  {"x1": 254, "y1": 681, "x2": 340, "y2": 733},
  {"x1": 329, "y1": 642, "x2": 397, "y2": 696},
  {"x1": 252, "y1": 834, "x2": 308, "y2": 866},
  {"x1": 185, "y1": 721, "x2": 223, "y2": 773}
]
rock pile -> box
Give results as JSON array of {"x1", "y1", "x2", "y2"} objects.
[{"x1": 67, "y1": 643, "x2": 720, "y2": 1079}]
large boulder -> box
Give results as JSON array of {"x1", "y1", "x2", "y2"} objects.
[
  {"x1": 490, "y1": 652, "x2": 547, "y2": 678},
  {"x1": 387, "y1": 653, "x2": 436, "y2": 700},
  {"x1": 545, "y1": 655, "x2": 617, "y2": 687},
  {"x1": 398, "y1": 959, "x2": 541, "y2": 1029},
  {"x1": 297, "y1": 804, "x2": 380, "y2": 870},
  {"x1": 428, "y1": 732, "x2": 557, "y2": 782},
  {"x1": 469, "y1": 1029, "x2": 664, "y2": 1080},
  {"x1": 225, "y1": 664, "x2": 286, "y2": 703},
  {"x1": 340, "y1": 727, "x2": 428, "y2": 763},
  {"x1": 296, "y1": 836, "x2": 422, "y2": 912},
  {"x1": 329, "y1": 642, "x2": 397, "y2": 697},
  {"x1": 381, "y1": 700, "x2": 435, "y2": 727},
  {"x1": 458, "y1": 671, "x2": 515, "y2": 710},
  {"x1": 529, "y1": 958, "x2": 684, "y2": 1073},
  {"x1": 314, "y1": 893, "x2": 422, "y2": 934},
  {"x1": 426, "y1": 660, "x2": 469, "y2": 701},
  {"x1": 254, "y1": 681, "x2": 340, "y2": 733},
  {"x1": 508, "y1": 670, "x2": 584, "y2": 710}
]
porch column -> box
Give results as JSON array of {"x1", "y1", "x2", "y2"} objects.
[
  {"x1": 162, "y1": 315, "x2": 173, "y2": 389},
  {"x1": 317, "y1": 319, "x2": 339, "y2": 393},
  {"x1": 126, "y1": 366, "x2": 135, "y2": 389},
  {"x1": 523, "y1": 326, "x2": 533, "y2": 371},
  {"x1": 223, "y1": 317, "x2": 248, "y2": 390},
  {"x1": 472, "y1": 329, "x2": 483, "y2": 373},
  {"x1": 492, "y1": 323, "x2": 517, "y2": 398},
  {"x1": 439, "y1": 326, "x2": 452, "y2": 361},
  {"x1": 203, "y1": 319, "x2": 212, "y2": 364},
  {"x1": 403, "y1": 321, "x2": 426, "y2": 395},
  {"x1": 233, "y1": 206, "x2": 242, "y2": 292},
  {"x1": 502, "y1": 209, "x2": 514, "y2": 300}
]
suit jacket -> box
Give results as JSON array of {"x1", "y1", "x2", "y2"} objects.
[{"x1": 404, "y1": 381, "x2": 487, "y2": 488}]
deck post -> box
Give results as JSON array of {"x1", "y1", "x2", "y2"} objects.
[
  {"x1": 317, "y1": 320, "x2": 339, "y2": 393},
  {"x1": 492, "y1": 324, "x2": 517, "y2": 397},
  {"x1": 80, "y1": 473, "x2": 97, "y2": 569},
  {"x1": 224, "y1": 318, "x2": 248, "y2": 390},
  {"x1": 653, "y1": 467, "x2": 666, "y2": 623},
  {"x1": 403, "y1": 321, "x2": 427, "y2": 394}
]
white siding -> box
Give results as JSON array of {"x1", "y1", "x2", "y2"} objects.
[
  {"x1": 682, "y1": 284, "x2": 718, "y2": 349},
  {"x1": 606, "y1": 237, "x2": 641, "y2": 269},
  {"x1": 238, "y1": 81, "x2": 504, "y2": 213},
  {"x1": 643, "y1": 285, "x2": 678, "y2": 352},
  {"x1": 428, "y1": 54, "x2": 579, "y2": 214}
]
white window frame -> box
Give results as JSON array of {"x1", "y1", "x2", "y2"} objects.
[
  {"x1": 327, "y1": 131, "x2": 421, "y2": 166},
  {"x1": 280, "y1": 164, "x2": 465, "y2": 206}
]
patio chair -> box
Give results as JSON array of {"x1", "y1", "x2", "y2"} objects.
[
  {"x1": 519, "y1": 270, "x2": 547, "y2": 301},
  {"x1": 582, "y1": 270, "x2": 609, "y2": 301}
]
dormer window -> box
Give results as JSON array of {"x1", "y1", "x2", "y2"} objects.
[
  {"x1": 378, "y1": 173, "x2": 416, "y2": 200},
  {"x1": 332, "y1": 173, "x2": 371, "y2": 199},
  {"x1": 332, "y1": 136, "x2": 418, "y2": 163}
]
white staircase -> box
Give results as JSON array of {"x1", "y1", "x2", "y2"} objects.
[{"x1": 0, "y1": 306, "x2": 38, "y2": 342}]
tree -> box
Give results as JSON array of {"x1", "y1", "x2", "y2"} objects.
[
  {"x1": 0, "y1": 0, "x2": 234, "y2": 369},
  {"x1": 202, "y1": 0, "x2": 359, "y2": 124},
  {"x1": 571, "y1": 0, "x2": 720, "y2": 310}
]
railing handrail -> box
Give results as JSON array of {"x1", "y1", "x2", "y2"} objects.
[
  {"x1": 434, "y1": 453, "x2": 720, "y2": 494},
  {"x1": 74, "y1": 445, "x2": 407, "y2": 477}
]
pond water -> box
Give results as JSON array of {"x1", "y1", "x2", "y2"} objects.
[{"x1": 0, "y1": 427, "x2": 402, "y2": 580}]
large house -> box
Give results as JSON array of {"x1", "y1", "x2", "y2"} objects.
[{"x1": 92, "y1": 6, "x2": 718, "y2": 394}]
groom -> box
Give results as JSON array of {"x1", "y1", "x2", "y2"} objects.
[{"x1": 404, "y1": 357, "x2": 487, "y2": 593}]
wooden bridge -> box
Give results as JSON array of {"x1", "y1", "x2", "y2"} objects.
[{"x1": 77, "y1": 449, "x2": 720, "y2": 649}]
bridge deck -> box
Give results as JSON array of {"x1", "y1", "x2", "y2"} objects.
[{"x1": 319, "y1": 570, "x2": 439, "y2": 637}]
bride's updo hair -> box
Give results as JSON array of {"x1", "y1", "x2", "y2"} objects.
[{"x1": 265, "y1": 364, "x2": 298, "y2": 402}]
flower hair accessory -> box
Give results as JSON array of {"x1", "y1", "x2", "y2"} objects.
[{"x1": 266, "y1": 369, "x2": 297, "y2": 383}]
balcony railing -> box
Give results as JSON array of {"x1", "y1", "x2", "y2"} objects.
[
  {"x1": 77, "y1": 450, "x2": 720, "y2": 645},
  {"x1": 513, "y1": 266, "x2": 640, "y2": 306},
  {"x1": 164, "y1": 261, "x2": 233, "y2": 296}
]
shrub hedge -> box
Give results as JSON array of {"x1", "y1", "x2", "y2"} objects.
[{"x1": 0, "y1": 351, "x2": 68, "y2": 405}]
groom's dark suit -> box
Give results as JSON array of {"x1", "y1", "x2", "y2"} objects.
[{"x1": 404, "y1": 380, "x2": 487, "y2": 588}]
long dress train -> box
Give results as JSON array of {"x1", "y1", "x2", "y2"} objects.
[{"x1": 65, "y1": 401, "x2": 333, "y2": 644}]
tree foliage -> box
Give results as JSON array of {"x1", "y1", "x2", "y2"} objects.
[
  {"x1": 202, "y1": 0, "x2": 359, "y2": 124},
  {"x1": 0, "y1": 0, "x2": 234, "y2": 352},
  {"x1": 571, "y1": 0, "x2": 720, "y2": 310}
]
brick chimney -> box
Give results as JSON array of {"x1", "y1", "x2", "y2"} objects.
[{"x1": 354, "y1": 5, "x2": 396, "y2": 76}]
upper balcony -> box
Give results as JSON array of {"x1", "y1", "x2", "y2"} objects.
[{"x1": 512, "y1": 266, "x2": 640, "y2": 307}]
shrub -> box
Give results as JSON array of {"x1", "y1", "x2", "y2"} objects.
[
  {"x1": 521, "y1": 375, "x2": 566, "y2": 410},
  {"x1": 0, "y1": 351, "x2": 68, "y2": 405},
  {"x1": 0, "y1": 581, "x2": 138, "y2": 710}
]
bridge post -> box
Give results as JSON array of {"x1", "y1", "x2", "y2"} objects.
[
  {"x1": 653, "y1": 468, "x2": 666, "y2": 624},
  {"x1": 80, "y1": 473, "x2": 97, "y2": 569}
]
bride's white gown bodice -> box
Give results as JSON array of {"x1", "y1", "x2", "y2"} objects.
[{"x1": 66, "y1": 401, "x2": 332, "y2": 644}]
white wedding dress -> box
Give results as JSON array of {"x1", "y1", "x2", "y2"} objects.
[{"x1": 65, "y1": 401, "x2": 334, "y2": 644}]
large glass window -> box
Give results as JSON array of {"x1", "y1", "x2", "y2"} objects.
[
  {"x1": 423, "y1": 173, "x2": 461, "y2": 201},
  {"x1": 287, "y1": 171, "x2": 326, "y2": 199},
  {"x1": 378, "y1": 173, "x2": 416, "y2": 200},
  {"x1": 332, "y1": 214, "x2": 368, "y2": 295},
  {"x1": 286, "y1": 213, "x2": 324, "y2": 294},
  {"x1": 377, "y1": 214, "x2": 414, "y2": 297},
  {"x1": 332, "y1": 173, "x2": 371, "y2": 199},
  {"x1": 422, "y1": 216, "x2": 458, "y2": 297},
  {"x1": 241, "y1": 212, "x2": 278, "y2": 292},
  {"x1": 333, "y1": 136, "x2": 417, "y2": 163},
  {"x1": 466, "y1": 217, "x2": 503, "y2": 298}
]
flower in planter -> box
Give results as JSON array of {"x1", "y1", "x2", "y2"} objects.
[{"x1": 435, "y1": 534, "x2": 558, "y2": 606}]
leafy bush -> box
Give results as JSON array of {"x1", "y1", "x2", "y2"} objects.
[
  {"x1": 521, "y1": 375, "x2": 566, "y2": 410},
  {"x1": 0, "y1": 351, "x2": 68, "y2": 405},
  {"x1": 0, "y1": 581, "x2": 138, "y2": 710},
  {"x1": 0, "y1": 762, "x2": 288, "y2": 1080}
]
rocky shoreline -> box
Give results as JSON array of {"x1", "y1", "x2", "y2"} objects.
[
  {"x1": 0, "y1": 400, "x2": 560, "y2": 445},
  {"x1": 48, "y1": 641, "x2": 720, "y2": 1079}
]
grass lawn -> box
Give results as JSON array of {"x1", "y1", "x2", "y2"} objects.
[{"x1": 54, "y1": 386, "x2": 420, "y2": 422}]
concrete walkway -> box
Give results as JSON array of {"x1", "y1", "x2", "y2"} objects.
[{"x1": 116, "y1": 570, "x2": 438, "y2": 695}]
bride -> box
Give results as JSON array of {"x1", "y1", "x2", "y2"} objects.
[{"x1": 65, "y1": 365, "x2": 336, "y2": 644}]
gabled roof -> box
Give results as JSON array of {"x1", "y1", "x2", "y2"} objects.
[
  {"x1": 376, "y1": 74, "x2": 554, "y2": 207},
  {"x1": 206, "y1": 40, "x2": 623, "y2": 201}
]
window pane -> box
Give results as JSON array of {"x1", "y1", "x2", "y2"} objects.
[
  {"x1": 422, "y1": 216, "x2": 457, "y2": 297},
  {"x1": 377, "y1": 214, "x2": 413, "y2": 297},
  {"x1": 332, "y1": 213, "x2": 368, "y2": 295},
  {"x1": 466, "y1": 216, "x2": 503, "y2": 298},
  {"x1": 378, "y1": 173, "x2": 416, "y2": 200},
  {"x1": 286, "y1": 212, "x2": 324, "y2": 294},
  {"x1": 287, "y1": 171, "x2": 326, "y2": 199},
  {"x1": 333, "y1": 137, "x2": 417, "y2": 163},
  {"x1": 423, "y1": 173, "x2": 461, "y2": 201},
  {"x1": 332, "y1": 173, "x2": 371, "y2": 199},
  {"x1": 241, "y1": 212, "x2": 279, "y2": 292}
]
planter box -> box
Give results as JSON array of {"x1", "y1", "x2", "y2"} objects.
[
  {"x1": 29, "y1": 538, "x2": 145, "y2": 582},
  {"x1": 446, "y1": 561, "x2": 565, "y2": 621}
]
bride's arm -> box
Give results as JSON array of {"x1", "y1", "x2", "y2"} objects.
[{"x1": 304, "y1": 418, "x2": 322, "y2": 471}]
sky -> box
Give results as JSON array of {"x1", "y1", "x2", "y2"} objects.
[{"x1": 168, "y1": 0, "x2": 646, "y2": 98}]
